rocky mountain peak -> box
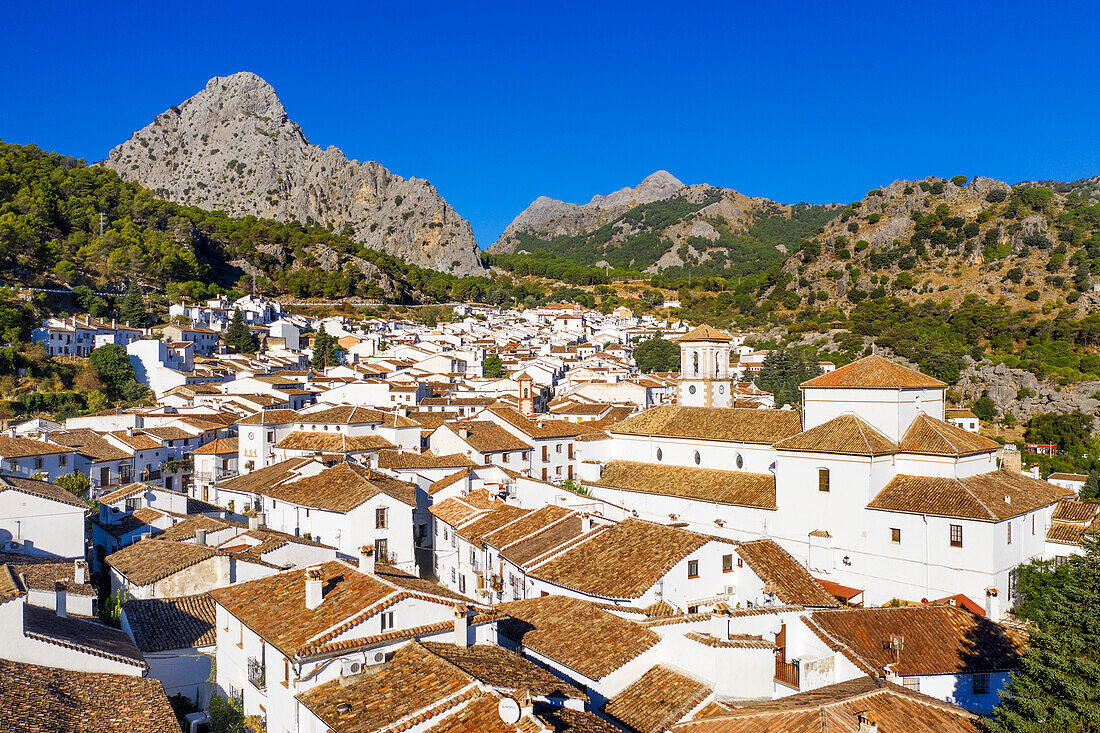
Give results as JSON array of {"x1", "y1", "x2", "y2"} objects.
[
  {"x1": 590, "y1": 170, "x2": 685, "y2": 209},
  {"x1": 102, "y1": 73, "x2": 484, "y2": 276}
]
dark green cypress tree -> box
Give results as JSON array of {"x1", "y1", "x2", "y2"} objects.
[
  {"x1": 224, "y1": 309, "x2": 256, "y2": 353},
  {"x1": 118, "y1": 283, "x2": 147, "y2": 328},
  {"x1": 986, "y1": 536, "x2": 1100, "y2": 731},
  {"x1": 311, "y1": 325, "x2": 330, "y2": 369}
]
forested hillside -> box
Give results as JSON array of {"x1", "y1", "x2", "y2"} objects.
[{"x1": 0, "y1": 141, "x2": 513, "y2": 304}]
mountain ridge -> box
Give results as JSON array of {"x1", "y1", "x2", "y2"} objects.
[{"x1": 102, "y1": 72, "x2": 485, "y2": 276}]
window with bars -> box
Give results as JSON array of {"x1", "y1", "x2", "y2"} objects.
[
  {"x1": 891, "y1": 528, "x2": 901, "y2": 544},
  {"x1": 972, "y1": 673, "x2": 990, "y2": 695},
  {"x1": 818, "y1": 469, "x2": 830, "y2": 492}
]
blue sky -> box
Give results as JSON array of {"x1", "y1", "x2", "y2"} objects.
[{"x1": 3, "y1": 1, "x2": 1099, "y2": 246}]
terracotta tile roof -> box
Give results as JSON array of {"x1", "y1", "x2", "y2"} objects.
[
  {"x1": 1052, "y1": 498, "x2": 1100, "y2": 522},
  {"x1": 296, "y1": 640, "x2": 477, "y2": 732},
  {"x1": 154, "y1": 514, "x2": 239, "y2": 541},
  {"x1": 733, "y1": 540, "x2": 840, "y2": 608},
  {"x1": 48, "y1": 429, "x2": 131, "y2": 461},
  {"x1": 0, "y1": 659, "x2": 179, "y2": 733},
  {"x1": 868, "y1": 469, "x2": 1072, "y2": 521},
  {"x1": 123, "y1": 593, "x2": 217, "y2": 652},
  {"x1": 22, "y1": 603, "x2": 147, "y2": 668},
  {"x1": 262, "y1": 461, "x2": 417, "y2": 511},
  {"x1": 594, "y1": 461, "x2": 776, "y2": 510},
  {"x1": 106, "y1": 538, "x2": 223, "y2": 586},
  {"x1": 482, "y1": 505, "x2": 577, "y2": 550},
  {"x1": 501, "y1": 516, "x2": 586, "y2": 568},
  {"x1": 216, "y1": 456, "x2": 318, "y2": 494},
  {"x1": 0, "y1": 435, "x2": 72, "y2": 457},
  {"x1": 671, "y1": 677, "x2": 980, "y2": 732},
  {"x1": 0, "y1": 553, "x2": 96, "y2": 598},
  {"x1": 456, "y1": 504, "x2": 532, "y2": 547},
  {"x1": 303, "y1": 405, "x2": 420, "y2": 428},
  {"x1": 274, "y1": 431, "x2": 395, "y2": 452},
  {"x1": 498, "y1": 595, "x2": 660, "y2": 680},
  {"x1": 429, "y1": 495, "x2": 495, "y2": 527},
  {"x1": 446, "y1": 421, "x2": 531, "y2": 452},
  {"x1": 0, "y1": 563, "x2": 24, "y2": 602},
  {"x1": 238, "y1": 409, "x2": 303, "y2": 425},
  {"x1": 1049, "y1": 472, "x2": 1088, "y2": 482},
  {"x1": 423, "y1": 693, "x2": 541, "y2": 733},
  {"x1": 685, "y1": 631, "x2": 775, "y2": 649},
  {"x1": 98, "y1": 482, "x2": 150, "y2": 505},
  {"x1": 377, "y1": 450, "x2": 478, "y2": 470},
  {"x1": 530, "y1": 518, "x2": 717, "y2": 600},
  {"x1": 946, "y1": 408, "x2": 978, "y2": 419},
  {"x1": 487, "y1": 407, "x2": 589, "y2": 439},
  {"x1": 191, "y1": 436, "x2": 239, "y2": 455},
  {"x1": 774, "y1": 414, "x2": 898, "y2": 456},
  {"x1": 421, "y1": 641, "x2": 587, "y2": 700},
  {"x1": 535, "y1": 703, "x2": 622, "y2": 733},
  {"x1": 140, "y1": 426, "x2": 194, "y2": 441},
  {"x1": 604, "y1": 664, "x2": 713, "y2": 733},
  {"x1": 610, "y1": 406, "x2": 802, "y2": 445},
  {"x1": 804, "y1": 605, "x2": 1023, "y2": 676},
  {"x1": 428, "y1": 468, "x2": 472, "y2": 495},
  {"x1": 898, "y1": 414, "x2": 999, "y2": 456},
  {"x1": 800, "y1": 355, "x2": 947, "y2": 390},
  {"x1": 673, "y1": 324, "x2": 733, "y2": 343},
  {"x1": 108, "y1": 430, "x2": 163, "y2": 450},
  {"x1": 0, "y1": 475, "x2": 88, "y2": 510}
]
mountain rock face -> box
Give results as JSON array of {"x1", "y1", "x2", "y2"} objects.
[
  {"x1": 491, "y1": 171, "x2": 687, "y2": 249},
  {"x1": 102, "y1": 72, "x2": 484, "y2": 275},
  {"x1": 490, "y1": 171, "x2": 838, "y2": 274}
]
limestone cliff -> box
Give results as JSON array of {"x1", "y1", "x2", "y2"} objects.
[{"x1": 102, "y1": 72, "x2": 484, "y2": 275}]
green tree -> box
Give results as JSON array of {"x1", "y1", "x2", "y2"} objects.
[
  {"x1": 633, "y1": 336, "x2": 680, "y2": 373},
  {"x1": 754, "y1": 350, "x2": 823, "y2": 407},
  {"x1": 987, "y1": 537, "x2": 1100, "y2": 732},
  {"x1": 1026, "y1": 411, "x2": 1093, "y2": 449},
  {"x1": 312, "y1": 325, "x2": 335, "y2": 369},
  {"x1": 483, "y1": 354, "x2": 504, "y2": 378},
  {"x1": 118, "y1": 283, "x2": 147, "y2": 327},
  {"x1": 223, "y1": 309, "x2": 257, "y2": 354},
  {"x1": 1081, "y1": 472, "x2": 1100, "y2": 502},
  {"x1": 973, "y1": 393, "x2": 998, "y2": 422},
  {"x1": 55, "y1": 471, "x2": 91, "y2": 499},
  {"x1": 90, "y1": 344, "x2": 146, "y2": 402}
]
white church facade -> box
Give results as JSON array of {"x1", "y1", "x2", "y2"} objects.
[{"x1": 580, "y1": 326, "x2": 1070, "y2": 618}]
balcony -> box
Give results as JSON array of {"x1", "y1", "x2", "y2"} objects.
[
  {"x1": 194, "y1": 467, "x2": 238, "y2": 483},
  {"x1": 247, "y1": 657, "x2": 266, "y2": 690},
  {"x1": 140, "y1": 470, "x2": 162, "y2": 482},
  {"x1": 163, "y1": 459, "x2": 193, "y2": 474},
  {"x1": 774, "y1": 658, "x2": 799, "y2": 689}
]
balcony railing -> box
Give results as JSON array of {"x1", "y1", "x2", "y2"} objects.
[
  {"x1": 247, "y1": 657, "x2": 266, "y2": 690},
  {"x1": 140, "y1": 470, "x2": 162, "y2": 482},
  {"x1": 163, "y1": 459, "x2": 193, "y2": 474},
  {"x1": 775, "y1": 658, "x2": 799, "y2": 689},
  {"x1": 194, "y1": 467, "x2": 238, "y2": 483}
]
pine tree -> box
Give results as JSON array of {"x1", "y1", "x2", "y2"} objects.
[
  {"x1": 312, "y1": 325, "x2": 330, "y2": 369},
  {"x1": 1082, "y1": 472, "x2": 1100, "y2": 502},
  {"x1": 224, "y1": 309, "x2": 257, "y2": 354},
  {"x1": 986, "y1": 537, "x2": 1100, "y2": 731},
  {"x1": 118, "y1": 283, "x2": 147, "y2": 328}
]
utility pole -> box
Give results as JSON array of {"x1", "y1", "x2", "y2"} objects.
[{"x1": 98, "y1": 213, "x2": 105, "y2": 237}]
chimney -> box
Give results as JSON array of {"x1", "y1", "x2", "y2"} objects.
[
  {"x1": 516, "y1": 689, "x2": 534, "y2": 719},
  {"x1": 248, "y1": 513, "x2": 265, "y2": 530},
  {"x1": 581, "y1": 513, "x2": 594, "y2": 532},
  {"x1": 55, "y1": 581, "x2": 67, "y2": 618},
  {"x1": 458, "y1": 427, "x2": 470, "y2": 440},
  {"x1": 140, "y1": 532, "x2": 152, "y2": 541},
  {"x1": 195, "y1": 529, "x2": 207, "y2": 546},
  {"x1": 73, "y1": 560, "x2": 87, "y2": 584},
  {"x1": 985, "y1": 587, "x2": 1001, "y2": 621},
  {"x1": 454, "y1": 603, "x2": 469, "y2": 648},
  {"x1": 359, "y1": 545, "x2": 376, "y2": 576},
  {"x1": 112, "y1": 318, "x2": 116, "y2": 329},
  {"x1": 856, "y1": 712, "x2": 877, "y2": 733},
  {"x1": 126, "y1": 427, "x2": 135, "y2": 437},
  {"x1": 305, "y1": 567, "x2": 324, "y2": 610}
]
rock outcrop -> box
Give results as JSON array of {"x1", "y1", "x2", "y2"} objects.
[{"x1": 102, "y1": 72, "x2": 484, "y2": 275}]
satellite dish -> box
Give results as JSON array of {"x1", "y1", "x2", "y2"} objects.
[{"x1": 497, "y1": 697, "x2": 521, "y2": 724}]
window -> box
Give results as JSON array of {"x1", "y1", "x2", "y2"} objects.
[
  {"x1": 890, "y1": 528, "x2": 901, "y2": 544},
  {"x1": 818, "y1": 468, "x2": 830, "y2": 493},
  {"x1": 694, "y1": 451, "x2": 701, "y2": 465},
  {"x1": 950, "y1": 524, "x2": 963, "y2": 548},
  {"x1": 735, "y1": 453, "x2": 743, "y2": 469},
  {"x1": 972, "y1": 673, "x2": 990, "y2": 695},
  {"x1": 451, "y1": 568, "x2": 456, "y2": 583},
  {"x1": 556, "y1": 444, "x2": 562, "y2": 454},
  {"x1": 459, "y1": 574, "x2": 466, "y2": 593},
  {"x1": 1007, "y1": 522, "x2": 1012, "y2": 545},
  {"x1": 375, "y1": 507, "x2": 387, "y2": 529},
  {"x1": 903, "y1": 677, "x2": 920, "y2": 692},
  {"x1": 722, "y1": 554, "x2": 733, "y2": 573},
  {"x1": 375, "y1": 538, "x2": 388, "y2": 561},
  {"x1": 656, "y1": 448, "x2": 663, "y2": 461},
  {"x1": 687, "y1": 560, "x2": 699, "y2": 578},
  {"x1": 502, "y1": 452, "x2": 509, "y2": 463},
  {"x1": 34, "y1": 457, "x2": 43, "y2": 470},
  {"x1": 59, "y1": 454, "x2": 67, "y2": 467},
  {"x1": 380, "y1": 611, "x2": 394, "y2": 631}
]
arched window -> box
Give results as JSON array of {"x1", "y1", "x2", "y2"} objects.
[
  {"x1": 735, "y1": 453, "x2": 743, "y2": 469},
  {"x1": 656, "y1": 448, "x2": 663, "y2": 461},
  {"x1": 693, "y1": 352, "x2": 699, "y2": 376},
  {"x1": 694, "y1": 450, "x2": 701, "y2": 465}
]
